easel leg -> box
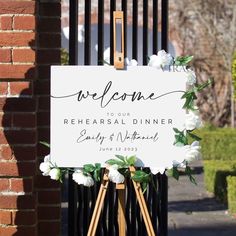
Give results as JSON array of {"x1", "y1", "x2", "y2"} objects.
[
  {"x1": 130, "y1": 166, "x2": 156, "y2": 236},
  {"x1": 87, "y1": 170, "x2": 109, "y2": 236},
  {"x1": 117, "y1": 183, "x2": 126, "y2": 236}
]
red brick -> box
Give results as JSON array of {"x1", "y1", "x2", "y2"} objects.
[
  {"x1": 0, "y1": 195, "x2": 36, "y2": 209},
  {"x1": 0, "y1": 130, "x2": 36, "y2": 145},
  {"x1": 0, "y1": 162, "x2": 36, "y2": 177},
  {"x1": 0, "y1": 179, "x2": 9, "y2": 192},
  {"x1": 0, "y1": 146, "x2": 13, "y2": 161},
  {"x1": 38, "y1": 190, "x2": 61, "y2": 204},
  {"x1": 0, "y1": 1, "x2": 35, "y2": 14},
  {"x1": 0, "y1": 97, "x2": 36, "y2": 112},
  {"x1": 12, "y1": 210, "x2": 36, "y2": 225},
  {"x1": 12, "y1": 49, "x2": 35, "y2": 63},
  {"x1": 38, "y1": 33, "x2": 61, "y2": 48},
  {"x1": 38, "y1": 221, "x2": 60, "y2": 235},
  {"x1": 0, "y1": 32, "x2": 35, "y2": 47},
  {"x1": 0, "y1": 65, "x2": 36, "y2": 79},
  {"x1": 37, "y1": 49, "x2": 60, "y2": 64},
  {"x1": 39, "y1": 3, "x2": 61, "y2": 17},
  {"x1": 12, "y1": 113, "x2": 36, "y2": 128},
  {"x1": 14, "y1": 16, "x2": 36, "y2": 30},
  {"x1": 38, "y1": 18, "x2": 61, "y2": 32},
  {"x1": 0, "y1": 82, "x2": 8, "y2": 95},
  {"x1": 10, "y1": 178, "x2": 33, "y2": 193},
  {"x1": 0, "y1": 49, "x2": 11, "y2": 63},
  {"x1": 0, "y1": 210, "x2": 12, "y2": 225},
  {"x1": 9, "y1": 81, "x2": 32, "y2": 96},
  {"x1": 0, "y1": 226, "x2": 36, "y2": 236},
  {"x1": 38, "y1": 206, "x2": 60, "y2": 220},
  {"x1": 0, "y1": 16, "x2": 12, "y2": 30},
  {"x1": 11, "y1": 146, "x2": 36, "y2": 161}
]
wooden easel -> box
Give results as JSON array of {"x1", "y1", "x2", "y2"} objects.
[{"x1": 87, "y1": 11, "x2": 156, "y2": 236}]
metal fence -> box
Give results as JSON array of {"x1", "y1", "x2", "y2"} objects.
[{"x1": 67, "y1": 0, "x2": 169, "y2": 235}]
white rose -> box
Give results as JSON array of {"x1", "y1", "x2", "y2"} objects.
[
  {"x1": 185, "y1": 111, "x2": 202, "y2": 130},
  {"x1": 49, "y1": 168, "x2": 61, "y2": 180},
  {"x1": 39, "y1": 161, "x2": 51, "y2": 176},
  {"x1": 125, "y1": 57, "x2": 138, "y2": 66},
  {"x1": 108, "y1": 165, "x2": 125, "y2": 184},
  {"x1": 44, "y1": 154, "x2": 50, "y2": 162},
  {"x1": 185, "y1": 141, "x2": 201, "y2": 162},
  {"x1": 157, "y1": 50, "x2": 173, "y2": 66},
  {"x1": 150, "y1": 167, "x2": 166, "y2": 175},
  {"x1": 148, "y1": 50, "x2": 173, "y2": 69},
  {"x1": 72, "y1": 170, "x2": 94, "y2": 187},
  {"x1": 148, "y1": 55, "x2": 162, "y2": 69},
  {"x1": 186, "y1": 70, "x2": 196, "y2": 85}
]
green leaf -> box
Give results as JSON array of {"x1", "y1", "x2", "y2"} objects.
[
  {"x1": 172, "y1": 167, "x2": 180, "y2": 180},
  {"x1": 185, "y1": 166, "x2": 197, "y2": 185},
  {"x1": 187, "y1": 131, "x2": 202, "y2": 141},
  {"x1": 174, "y1": 56, "x2": 194, "y2": 66},
  {"x1": 131, "y1": 170, "x2": 151, "y2": 183},
  {"x1": 174, "y1": 132, "x2": 188, "y2": 146},
  {"x1": 83, "y1": 164, "x2": 95, "y2": 173},
  {"x1": 127, "y1": 156, "x2": 137, "y2": 166},
  {"x1": 141, "y1": 182, "x2": 148, "y2": 193},
  {"x1": 106, "y1": 159, "x2": 126, "y2": 167},
  {"x1": 40, "y1": 141, "x2": 50, "y2": 148},
  {"x1": 196, "y1": 79, "x2": 212, "y2": 92},
  {"x1": 173, "y1": 128, "x2": 181, "y2": 133},
  {"x1": 115, "y1": 155, "x2": 125, "y2": 162}
]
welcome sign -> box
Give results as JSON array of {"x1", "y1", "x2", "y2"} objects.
[{"x1": 50, "y1": 66, "x2": 187, "y2": 168}]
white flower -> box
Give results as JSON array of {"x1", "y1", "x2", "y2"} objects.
[
  {"x1": 108, "y1": 165, "x2": 125, "y2": 184},
  {"x1": 186, "y1": 70, "x2": 197, "y2": 85},
  {"x1": 72, "y1": 170, "x2": 94, "y2": 187},
  {"x1": 185, "y1": 141, "x2": 201, "y2": 162},
  {"x1": 148, "y1": 50, "x2": 173, "y2": 69},
  {"x1": 39, "y1": 155, "x2": 52, "y2": 176},
  {"x1": 150, "y1": 167, "x2": 166, "y2": 175},
  {"x1": 185, "y1": 111, "x2": 202, "y2": 130},
  {"x1": 125, "y1": 57, "x2": 138, "y2": 66},
  {"x1": 49, "y1": 168, "x2": 61, "y2": 180}
]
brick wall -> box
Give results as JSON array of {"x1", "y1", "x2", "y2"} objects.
[{"x1": 0, "y1": 1, "x2": 61, "y2": 235}]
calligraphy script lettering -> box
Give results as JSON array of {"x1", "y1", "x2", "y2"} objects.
[{"x1": 51, "y1": 81, "x2": 183, "y2": 108}]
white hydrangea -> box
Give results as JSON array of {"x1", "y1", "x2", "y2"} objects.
[
  {"x1": 185, "y1": 111, "x2": 202, "y2": 130},
  {"x1": 185, "y1": 141, "x2": 201, "y2": 162},
  {"x1": 49, "y1": 168, "x2": 61, "y2": 181},
  {"x1": 148, "y1": 50, "x2": 173, "y2": 69},
  {"x1": 72, "y1": 169, "x2": 94, "y2": 187},
  {"x1": 108, "y1": 165, "x2": 125, "y2": 184}
]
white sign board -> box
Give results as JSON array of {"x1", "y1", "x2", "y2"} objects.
[{"x1": 51, "y1": 66, "x2": 187, "y2": 168}]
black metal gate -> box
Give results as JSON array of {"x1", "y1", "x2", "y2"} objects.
[{"x1": 67, "y1": 1, "x2": 169, "y2": 235}]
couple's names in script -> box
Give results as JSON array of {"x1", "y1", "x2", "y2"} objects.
[{"x1": 76, "y1": 129, "x2": 159, "y2": 145}]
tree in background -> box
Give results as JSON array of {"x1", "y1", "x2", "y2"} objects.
[{"x1": 170, "y1": 0, "x2": 236, "y2": 127}]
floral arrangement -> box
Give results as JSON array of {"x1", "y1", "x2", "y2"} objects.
[{"x1": 40, "y1": 50, "x2": 211, "y2": 189}]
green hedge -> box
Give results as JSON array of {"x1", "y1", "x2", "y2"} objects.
[
  {"x1": 196, "y1": 128, "x2": 236, "y2": 160},
  {"x1": 204, "y1": 160, "x2": 236, "y2": 202},
  {"x1": 227, "y1": 176, "x2": 236, "y2": 215}
]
